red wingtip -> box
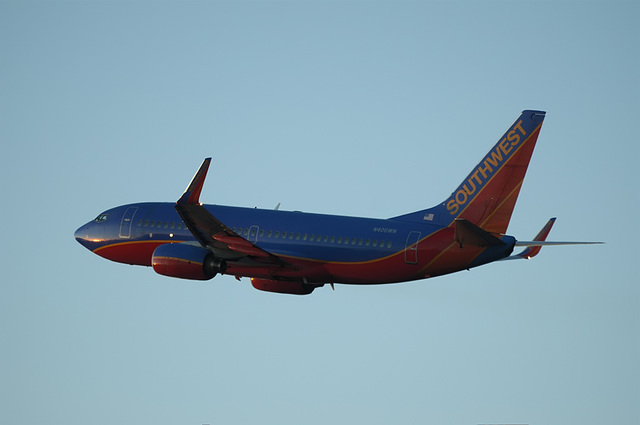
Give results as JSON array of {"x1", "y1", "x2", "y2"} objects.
[{"x1": 178, "y1": 158, "x2": 211, "y2": 205}]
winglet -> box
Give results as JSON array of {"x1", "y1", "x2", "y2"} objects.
[
  {"x1": 178, "y1": 158, "x2": 211, "y2": 205},
  {"x1": 514, "y1": 217, "x2": 556, "y2": 259}
]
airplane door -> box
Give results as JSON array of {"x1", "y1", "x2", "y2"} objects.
[
  {"x1": 119, "y1": 207, "x2": 138, "y2": 239},
  {"x1": 248, "y1": 225, "x2": 259, "y2": 244},
  {"x1": 405, "y1": 231, "x2": 421, "y2": 264}
]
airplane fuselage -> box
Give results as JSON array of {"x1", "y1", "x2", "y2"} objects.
[{"x1": 75, "y1": 202, "x2": 516, "y2": 285}]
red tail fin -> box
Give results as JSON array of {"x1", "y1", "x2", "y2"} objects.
[
  {"x1": 450, "y1": 110, "x2": 545, "y2": 233},
  {"x1": 392, "y1": 110, "x2": 546, "y2": 234}
]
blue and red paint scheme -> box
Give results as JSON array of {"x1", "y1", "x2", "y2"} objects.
[{"x1": 75, "y1": 110, "x2": 600, "y2": 295}]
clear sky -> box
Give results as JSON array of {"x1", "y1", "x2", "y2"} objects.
[{"x1": 1, "y1": 1, "x2": 638, "y2": 424}]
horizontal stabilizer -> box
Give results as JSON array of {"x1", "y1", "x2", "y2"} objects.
[
  {"x1": 511, "y1": 217, "x2": 556, "y2": 259},
  {"x1": 515, "y1": 241, "x2": 604, "y2": 247},
  {"x1": 454, "y1": 218, "x2": 505, "y2": 247},
  {"x1": 504, "y1": 217, "x2": 603, "y2": 260}
]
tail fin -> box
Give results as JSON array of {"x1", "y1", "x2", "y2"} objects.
[{"x1": 391, "y1": 110, "x2": 546, "y2": 234}]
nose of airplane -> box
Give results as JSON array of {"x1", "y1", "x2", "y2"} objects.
[
  {"x1": 75, "y1": 222, "x2": 103, "y2": 251},
  {"x1": 75, "y1": 210, "x2": 114, "y2": 252},
  {"x1": 75, "y1": 224, "x2": 91, "y2": 249}
]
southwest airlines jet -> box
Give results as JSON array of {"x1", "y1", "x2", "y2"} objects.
[{"x1": 75, "y1": 110, "x2": 599, "y2": 295}]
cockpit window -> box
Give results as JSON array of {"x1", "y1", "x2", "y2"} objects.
[{"x1": 94, "y1": 214, "x2": 109, "y2": 223}]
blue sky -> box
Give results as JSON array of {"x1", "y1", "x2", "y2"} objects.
[{"x1": 1, "y1": 1, "x2": 638, "y2": 424}]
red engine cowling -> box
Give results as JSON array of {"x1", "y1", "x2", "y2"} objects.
[
  {"x1": 152, "y1": 243, "x2": 225, "y2": 280},
  {"x1": 250, "y1": 278, "x2": 316, "y2": 295}
]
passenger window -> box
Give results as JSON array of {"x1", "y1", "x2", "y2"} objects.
[
  {"x1": 137, "y1": 219, "x2": 142, "y2": 226},
  {"x1": 337, "y1": 237, "x2": 342, "y2": 244},
  {"x1": 177, "y1": 223, "x2": 182, "y2": 230},
  {"x1": 387, "y1": 241, "x2": 392, "y2": 248},
  {"x1": 250, "y1": 228, "x2": 257, "y2": 237},
  {"x1": 244, "y1": 229, "x2": 249, "y2": 236},
  {"x1": 351, "y1": 238, "x2": 356, "y2": 245},
  {"x1": 237, "y1": 227, "x2": 243, "y2": 235},
  {"x1": 289, "y1": 232, "x2": 294, "y2": 240},
  {"x1": 164, "y1": 222, "x2": 169, "y2": 229},
  {"x1": 274, "y1": 231, "x2": 280, "y2": 238},
  {"x1": 259, "y1": 230, "x2": 264, "y2": 237},
  {"x1": 144, "y1": 220, "x2": 149, "y2": 227},
  {"x1": 358, "y1": 238, "x2": 363, "y2": 245},
  {"x1": 330, "y1": 236, "x2": 335, "y2": 243},
  {"x1": 365, "y1": 239, "x2": 371, "y2": 246},
  {"x1": 309, "y1": 234, "x2": 315, "y2": 241},
  {"x1": 372, "y1": 240, "x2": 378, "y2": 247},
  {"x1": 267, "y1": 230, "x2": 273, "y2": 238},
  {"x1": 171, "y1": 222, "x2": 175, "y2": 229},
  {"x1": 150, "y1": 221, "x2": 156, "y2": 228},
  {"x1": 303, "y1": 234, "x2": 308, "y2": 241},
  {"x1": 323, "y1": 236, "x2": 329, "y2": 243},
  {"x1": 296, "y1": 233, "x2": 301, "y2": 240}
]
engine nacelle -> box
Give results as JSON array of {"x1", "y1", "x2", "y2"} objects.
[
  {"x1": 250, "y1": 278, "x2": 316, "y2": 295},
  {"x1": 152, "y1": 243, "x2": 225, "y2": 280}
]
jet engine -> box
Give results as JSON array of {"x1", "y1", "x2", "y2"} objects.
[
  {"x1": 250, "y1": 278, "x2": 317, "y2": 295},
  {"x1": 152, "y1": 243, "x2": 225, "y2": 280}
]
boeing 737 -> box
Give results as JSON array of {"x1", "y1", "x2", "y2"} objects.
[{"x1": 75, "y1": 110, "x2": 600, "y2": 295}]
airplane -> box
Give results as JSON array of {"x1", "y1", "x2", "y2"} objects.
[{"x1": 75, "y1": 110, "x2": 601, "y2": 295}]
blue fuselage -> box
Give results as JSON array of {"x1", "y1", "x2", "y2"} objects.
[{"x1": 75, "y1": 202, "x2": 515, "y2": 284}]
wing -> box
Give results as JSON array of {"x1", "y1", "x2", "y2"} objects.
[{"x1": 175, "y1": 158, "x2": 287, "y2": 266}]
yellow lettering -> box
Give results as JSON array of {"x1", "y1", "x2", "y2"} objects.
[
  {"x1": 485, "y1": 149, "x2": 503, "y2": 169},
  {"x1": 447, "y1": 199, "x2": 459, "y2": 215},
  {"x1": 477, "y1": 160, "x2": 493, "y2": 178},
  {"x1": 445, "y1": 119, "x2": 531, "y2": 218},
  {"x1": 512, "y1": 119, "x2": 527, "y2": 137},
  {"x1": 499, "y1": 138, "x2": 513, "y2": 156},
  {"x1": 463, "y1": 179, "x2": 477, "y2": 196},
  {"x1": 507, "y1": 129, "x2": 521, "y2": 145},
  {"x1": 455, "y1": 189, "x2": 468, "y2": 205},
  {"x1": 471, "y1": 169, "x2": 483, "y2": 186}
]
